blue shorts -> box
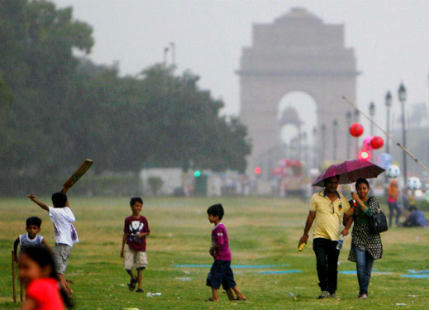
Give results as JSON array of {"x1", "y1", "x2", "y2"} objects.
[{"x1": 206, "y1": 260, "x2": 236, "y2": 290}]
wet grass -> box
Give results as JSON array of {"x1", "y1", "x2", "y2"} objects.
[{"x1": 0, "y1": 196, "x2": 428, "y2": 309}]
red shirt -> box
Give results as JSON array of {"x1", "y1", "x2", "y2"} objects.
[
  {"x1": 124, "y1": 215, "x2": 150, "y2": 251},
  {"x1": 26, "y1": 278, "x2": 64, "y2": 310}
]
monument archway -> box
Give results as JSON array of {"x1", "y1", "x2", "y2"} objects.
[
  {"x1": 278, "y1": 91, "x2": 317, "y2": 145},
  {"x1": 238, "y1": 8, "x2": 358, "y2": 174}
]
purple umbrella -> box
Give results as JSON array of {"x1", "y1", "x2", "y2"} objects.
[{"x1": 312, "y1": 159, "x2": 385, "y2": 187}]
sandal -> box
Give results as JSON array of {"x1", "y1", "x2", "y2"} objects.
[
  {"x1": 128, "y1": 278, "x2": 137, "y2": 291},
  {"x1": 205, "y1": 298, "x2": 218, "y2": 302}
]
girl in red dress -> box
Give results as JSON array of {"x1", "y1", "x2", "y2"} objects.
[{"x1": 18, "y1": 247, "x2": 73, "y2": 310}]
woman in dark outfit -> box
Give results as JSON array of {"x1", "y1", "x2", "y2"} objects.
[{"x1": 348, "y1": 178, "x2": 383, "y2": 299}]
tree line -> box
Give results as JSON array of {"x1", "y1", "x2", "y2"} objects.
[{"x1": 0, "y1": 0, "x2": 251, "y2": 194}]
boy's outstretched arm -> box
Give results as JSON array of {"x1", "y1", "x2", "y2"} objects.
[
  {"x1": 13, "y1": 238, "x2": 19, "y2": 262},
  {"x1": 27, "y1": 194, "x2": 49, "y2": 211}
]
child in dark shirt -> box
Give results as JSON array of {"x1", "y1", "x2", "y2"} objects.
[{"x1": 120, "y1": 197, "x2": 150, "y2": 293}]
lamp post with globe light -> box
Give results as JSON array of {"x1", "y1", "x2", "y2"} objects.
[
  {"x1": 333, "y1": 119, "x2": 338, "y2": 161},
  {"x1": 384, "y1": 91, "x2": 392, "y2": 192},
  {"x1": 385, "y1": 91, "x2": 392, "y2": 154},
  {"x1": 369, "y1": 101, "x2": 375, "y2": 136},
  {"x1": 346, "y1": 111, "x2": 352, "y2": 159},
  {"x1": 398, "y1": 82, "x2": 407, "y2": 187},
  {"x1": 354, "y1": 109, "x2": 360, "y2": 155},
  {"x1": 321, "y1": 124, "x2": 326, "y2": 165}
]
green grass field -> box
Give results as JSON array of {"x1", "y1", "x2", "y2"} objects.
[{"x1": 1, "y1": 196, "x2": 428, "y2": 309}]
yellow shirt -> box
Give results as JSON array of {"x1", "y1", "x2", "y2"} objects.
[{"x1": 310, "y1": 190, "x2": 351, "y2": 241}]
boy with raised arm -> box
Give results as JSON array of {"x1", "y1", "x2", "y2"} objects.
[{"x1": 28, "y1": 191, "x2": 78, "y2": 296}]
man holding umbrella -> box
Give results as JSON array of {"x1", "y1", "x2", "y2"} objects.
[
  {"x1": 299, "y1": 159, "x2": 385, "y2": 299},
  {"x1": 299, "y1": 175, "x2": 352, "y2": 299}
]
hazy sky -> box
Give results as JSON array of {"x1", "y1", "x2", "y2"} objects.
[{"x1": 53, "y1": 0, "x2": 429, "y2": 135}]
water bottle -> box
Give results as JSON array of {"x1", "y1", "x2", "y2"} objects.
[{"x1": 336, "y1": 235, "x2": 344, "y2": 251}]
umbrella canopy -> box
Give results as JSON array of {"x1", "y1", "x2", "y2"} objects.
[{"x1": 312, "y1": 159, "x2": 385, "y2": 187}]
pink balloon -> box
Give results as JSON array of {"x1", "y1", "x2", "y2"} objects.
[{"x1": 363, "y1": 136, "x2": 373, "y2": 151}]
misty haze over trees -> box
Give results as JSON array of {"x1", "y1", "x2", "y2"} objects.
[{"x1": 0, "y1": 0, "x2": 251, "y2": 195}]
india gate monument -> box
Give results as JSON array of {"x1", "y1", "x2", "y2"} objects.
[{"x1": 238, "y1": 8, "x2": 359, "y2": 176}]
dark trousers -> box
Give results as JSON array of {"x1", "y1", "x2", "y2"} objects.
[
  {"x1": 388, "y1": 201, "x2": 401, "y2": 226},
  {"x1": 313, "y1": 238, "x2": 339, "y2": 294}
]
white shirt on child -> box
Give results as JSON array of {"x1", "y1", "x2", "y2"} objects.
[
  {"x1": 19, "y1": 233, "x2": 44, "y2": 251},
  {"x1": 48, "y1": 206, "x2": 79, "y2": 246}
]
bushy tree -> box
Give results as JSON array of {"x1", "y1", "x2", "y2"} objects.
[{"x1": 0, "y1": 0, "x2": 251, "y2": 194}]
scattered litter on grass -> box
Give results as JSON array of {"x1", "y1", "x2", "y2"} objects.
[
  {"x1": 288, "y1": 292, "x2": 299, "y2": 301},
  {"x1": 119, "y1": 283, "x2": 126, "y2": 287},
  {"x1": 183, "y1": 270, "x2": 190, "y2": 274},
  {"x1": 175, "y1": 277, "x2": 192, "y2": 281},
  {"x1": 175, "y1": 264, "x2": 289, "y2": 268},
  {"x1": 146, "y1": 292, "x2": 162, "y2": 297},
  {"x1": 396, "y1": 303, "x2": 407, "y2": 306},
  {"x1": 401, "y1": 274, "x2": 429, "y2": 279},
  {"x1": 259, "y1": 270, "x2": 302, "y2": 275},
  {"x1": 408, "y1": 269, "x2": 429, "y2": 274},
  {"x1": 408, "y1": 295, "x2": 417, "y2": 298}
]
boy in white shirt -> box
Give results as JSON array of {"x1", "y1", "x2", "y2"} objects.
[{"x1": 28, "y1": 191, "x2": 78, "y2": 296}]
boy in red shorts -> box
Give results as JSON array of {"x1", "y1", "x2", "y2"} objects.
[{"x1": 206, "y1": 203, "x2": 246, "y2": 301}]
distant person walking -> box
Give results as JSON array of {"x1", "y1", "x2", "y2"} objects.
[
  {"x1": 348, "y1": 179, "x2": 383, "y2": 299},
  {"x1": 298, "y1": 176, "x2": 352, "y2": 299},
  {"x1": 387, "y1": 179, "x2": 401, "y2": 227}
]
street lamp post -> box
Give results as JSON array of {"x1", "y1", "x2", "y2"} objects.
[
  {"x1": 354, "y1": 109, "x2": 360, "y2": 155},
  {"x1": 312, "y1": 127, "x2": 317, "y2": 168},
  {"x1": 384, "y1": 91, "x2": 392, "y2": 191},
  {"x1": 302, "y1": 132, "x2": 308, "y2": 168},
  {"x1": 333, "y1": 119, "x2": 338, "y2": 161},
  {"x1": 321, "y1": 124, "x2": 326, "y2": 165},
  {"x1": 369, "y1": 101, "x2": 375, "y2": 136},
  {"x1": 398, "y1": 82, "x2": 407, "y2": 187},
  {"x1": 169, "y1": 42, "x2": 176, "y2": 67},
  {"x1": 385, "y1": 91, "x2": 392, "y2": 154},
  {"x1": 163, "y1": 47, "x2": 169, "y2": 65},
  {"x1": 346, "y1": 111, "x2": 352, "y2": 159}
]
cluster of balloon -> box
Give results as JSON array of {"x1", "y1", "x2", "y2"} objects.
[
  {"x1": 386, "y1": 164, "x2": 400, "y2": 178},
  {"x1": 363, "y1": 136, "x2": 373, "y2": 150},
  {"x1": 407, "y1": 177, "x2": 422, "y2": 190},
  {"x1": 349, "y1": 123, "x2": 363, "y2": 137},
  {"x1": 362, "y1": 136, "x2": 384, "y2": 151},
  {"x1": 370, "y1": 136, "x2": 384, "y2": 149}
]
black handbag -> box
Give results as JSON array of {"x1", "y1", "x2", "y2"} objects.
[{"x1": 368, "y1": 200, "x2": 388, "y2": 234}]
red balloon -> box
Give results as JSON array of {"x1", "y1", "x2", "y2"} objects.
[
  {"x1": 370, "y1": 136, "x2": 384, "y2": 149},
  {"x1": 349, "y1": 123, "x2": 364, "y2": 137}
]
